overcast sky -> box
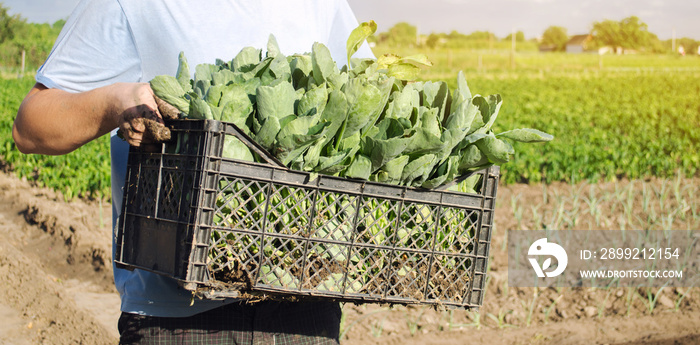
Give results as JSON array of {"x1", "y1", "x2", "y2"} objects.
[{"x1": 3, "y1": 0, "x2": 698, "y2": 40}]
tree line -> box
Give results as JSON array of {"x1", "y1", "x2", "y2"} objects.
[
  {"x1": 373, "y1": 16, "x2": 698, "y2": 54},
  {"x1": 2, "y1": 1, "x2": 698, "y2": 75},
  {"x1": 0, "y1": 3, "x2": 64, "y2": 70}
]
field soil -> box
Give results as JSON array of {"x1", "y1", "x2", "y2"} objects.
[{"x1": 0, "y1": 168, "x2": 698, "y2": 345}]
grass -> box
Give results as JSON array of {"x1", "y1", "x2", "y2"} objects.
[
  {"x1": 674, "y1": 284, "x2": 696, "y2": 312},
  {"x1": 404, "y1": 306, "x2": 429, "y2": 335},
  {"x1": 523, "y1": 288, "x2": 539, "y2": 326},
  {"x1": 487, "y1": 309, "x2": 516, "y2": 329},
  {"x1": 638, "y1": 285, "x2": 668, "y2": 315},
  {"x1": 543, "y1": 295, "x2": 562, "y2": 324}
]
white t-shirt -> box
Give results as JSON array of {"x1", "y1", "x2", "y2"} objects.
[{"x1": 37, "y1": 0, "x2": 373, "y2": 317}]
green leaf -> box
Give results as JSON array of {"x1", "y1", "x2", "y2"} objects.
[
  {"x1": 444, "y1": 96, "x2": 479, "y2": 132},
  {"x1": 297, "y1": 83, "x2": 328, "y2": 117},
  {"x1": 366, "y1": 136, "x2": 408, "y2": 172},
  {"x1": 326, "y1": 71, "x2": 349, "y2": 90},
  {"x1": 420, "y1": 106, "x2": 441, "y2": 138},
  {"x1": 472, "y1": 94, "x2": 502, "y2": 134},
  {"x1": 385, "y1": 85, "x2": 420, "y2": 120},
  {"x1": 421, "y1": 81, "x2": 449, "y2": 120},
  {"x1": 220, "y1": 86, "x2": 254, "y2": 133},
  {"x1": 316, "y1": 150, "x2": 351, "y2": 174},
  {"x1": 212, "y1": 69, "x2": 241, "y2": 86},
  {"x1": 193, "y1": 79, "x2": 210, "y2": 99},
  {"x1": 175, "y1": 51, "x2": 192, "y2": 92},
  {"x1": 399, "y1": 54, "x2": 433, "y2": 67},
  {"x1": 455, "y1": 174, "x2": 481, "y2": 194},
  {"x1": 339, "y1": 78, "x2": 382, "y2": 139},
  {"x1": 422, "y1": 156, "x2": 458, "y2": 189},
  {"x1": 458, "y1": 144, "x2": 489, "y2": 171},
  {"x1": 303, "y1": 135, "x2": 326, "y2": 171},
  {"x1": 311, "y1": 42, "x2": 339, "y2": 86},
  {"x1": 276, "y1": 115, "x2": 321, "y2": 153},
  {"x1": 266, "y1": 34, "x2": 281, "y2": 58},
  {"x1": 338, "y1": 131, "x2": 361, "y2": 152},
  {"x1": 376, "y1": 155, "x2": 409, "y2": 184},
  {"x1": 256, "y1": 81, "x2": 297, "y2": 123},
  {"x1": 255, "y1": 116, "x2": 281, "y2": 149},
  {"x1": 404, "y1": 128, "x2": 444, "y2": 156},
  {"x1": 232, "y1": 47, "x2": 262, "y2": 73},
  {"x1": 205, "y1": 84, "x2": 226, "y2": 107},
  {"x1": 346, "y1": 20, "x2": 377, "y2": 68},
  {"x1": 280, "y1": 133, "x2": 325, "y2": 166},
  {"x1": 497, "y1": 128, "x2": 554, "y2": 142},
  {"x1": 377, "y1": 53, "x2": 401, "y2": 66},
  {"x1": 474, "y1": 133, "x2": 514, "y2": 164},
  {"x1": 222, "y1": 136, "x2": 254, "y2": 162},
  {"x1": 149, "y1": 75, "x2": 190, "y2": 114},
  {"x1": 189, "y1": 96, "x2": 213, "y2": 120},
  {"x1": 195, "y1": 63, "x2": 218, "y2": 85},
  {"x1": 345, "y1": 154, "x2": 372, "y2": 180},
  {"x1": 387, "y1": 63, "x2": 421, "y2": 81},
  {"x1": 318, "y1": 90, "x2": 349, "y2": 148},
  {"x1": 455, "y1": 71, "x2": 472, "y2": 101},
  {"x1": 261, "y1": 53, "x2": 291, "y2": 85},
  {"x1": 401, "y1": 154, "x2": 437, "y2": 185},
  {"x1": 290, "y1": 54, "x2": 313, "y2": 88}
]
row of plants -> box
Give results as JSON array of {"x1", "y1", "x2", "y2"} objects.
[
  {"x1": 0, "y1": 77, "x2": 111, "y2": 200},
  {"x1": 465, "y1": 72, "x2": 700, "y2": 184},
  {"x1": 1, "y1": 62, "x2": 699, "y2": 198}
]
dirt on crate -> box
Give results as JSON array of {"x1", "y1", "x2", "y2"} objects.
[{"x1": 0, "y1": 167, "x2": 699, "y2": 344}]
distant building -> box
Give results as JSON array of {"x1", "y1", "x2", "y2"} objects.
[{"x1": 566, "y1": 34, "x2": 593, "y2": 53}]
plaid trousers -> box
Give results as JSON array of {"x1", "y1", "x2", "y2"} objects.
[{"x1": 118, "y1": 300, "x2": 342, "y2": 345}]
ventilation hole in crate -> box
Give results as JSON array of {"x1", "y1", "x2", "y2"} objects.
[
  {"x1": 264, "y1": 184, "x2": 314, "y2": 236},
  {"x1": 214, "y1": 178, "x2": 269, "y2": 232},
  {"x1": 208, "y1": 231, "x2": 261, "y2": 287},
  {"x1": 310, "y1": 192, "x2": 357, "y2": 241},
  {"x1": 434, "y1": 208, "x2": 479, "y2": 255},
  {"x1": 134, "y1": 169, "x2": 157, "y2": 216},
  {"x1": 386, "y1": 252, "x2": 430, "y2": 301},
  {"x1": 177, "y1": 133, "x2": 200, "y2": 155},
  {"x1": 157, "y1": 170, "x2": 184, "y2": 219},
  {"x1": 354, "y1": 197, "x2": 399, "y2": 246},
  {"x1": 427, "y1": 255, "x2": 472, "y2": 303},
  {"x1": 180, "y1": 173, "x2": 196, "y2": 221},
  {"x1": 301, "y1": 242, "x2": 350, "y2": 292},
  {"x1": 344, "y1": 246, "x2": 391, "y2": 297},
  {"x1": 396, "y1": 203, "x2": 439, "y2": 251},
  {"x1": 256, "y1": 237, "x2": 305, "y2": 290},
  {"x1": 145, "y1": 157, "x2": 160, "y2": 167}
]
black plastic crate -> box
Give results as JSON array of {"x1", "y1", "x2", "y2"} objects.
[{"x1": 115, "y1": 119, "x2": 499, "y2": 309}]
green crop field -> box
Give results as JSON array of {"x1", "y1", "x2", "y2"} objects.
[
  {"x1": 1, "y1": 50, "x2": 700, "y2": 199},
  {"x1": 0, "y1": 77, "x2": 111, "y2": 200},
  {"x1": 374, "y1": 48, "x2": 700, "y2": 184}
]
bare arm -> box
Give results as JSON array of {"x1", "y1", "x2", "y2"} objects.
[{"x1": 13, "y1": 82, "x2": 163, "y2": 155}]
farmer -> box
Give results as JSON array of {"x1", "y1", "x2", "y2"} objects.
[{"x1": 12, "y1": 0, "x2": 373, "y2": 344}]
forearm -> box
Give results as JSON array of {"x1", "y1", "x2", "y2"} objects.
[
  {"x1": 13, "y1": 83, "x2": 120, "y2": 155},
  {"x1": 13, "y1": 82, "x2": 161, "y2": 155}
]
